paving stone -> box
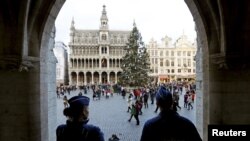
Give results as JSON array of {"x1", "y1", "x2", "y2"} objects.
[{"x1": 57, "y1": 89, "x2": 196, "y2": 141}]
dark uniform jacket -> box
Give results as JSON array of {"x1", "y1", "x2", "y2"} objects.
[
  {"x1": 140, "y1": 110, "x2": 202, "y2": 141},
  {"x1": 57, "y1": 120, "x2": 104, "y2": 141}
]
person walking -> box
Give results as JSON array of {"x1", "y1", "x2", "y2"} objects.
[
  {"x1": 127, "y1": 93, "x2": 133, "y2": 112},
  {"x1": 56, "y1": 95, "x2": 104, "y2": 141},
  {"x1": 187, "y1": 93, "x2": 193, "y2": 110},
  {"x1": 140, "y1": 86, "x2": 201, "y2": 141},
  {"x1": 128, "y1": 101, "x2": 140, "y2": 125},
  {"x1": 63, "y1": 96, "x2": 69, "y2": 108},
  {"x1": 143, "y1": 89, "x2": 149, "y2": 109},
  {"x1": 184, "y1": 91, "x2": 189, "y2": 108}
]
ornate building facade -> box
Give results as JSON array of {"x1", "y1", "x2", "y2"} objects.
[
  {"x1": 53, "y1": 41, "x2": 69, "y2": 85},
  {"x1": 147, "y1": 34, "x2": 197, "y2": 83},
  {"x1": 68, "y1": 5, "x2": 130, "y2": 85}
]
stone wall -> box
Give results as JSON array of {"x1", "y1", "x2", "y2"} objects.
[{"x1": 40, "y1": 0, "x2": 66, "y2": 140}]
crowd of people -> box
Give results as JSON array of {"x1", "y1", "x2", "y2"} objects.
[{"x1": 56, "y1": 81, "x2": 201, "y2": 141}]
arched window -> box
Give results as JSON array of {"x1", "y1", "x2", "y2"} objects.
[
  {"x1": 160, "y1": 59, "x2": 163, "y2": 67},
  {"x1": 165, "y1": 60, "x2": 170, "y2": 66},
  {"x1": 102, "y1": 34, "x2": 107, "y2": 40}
]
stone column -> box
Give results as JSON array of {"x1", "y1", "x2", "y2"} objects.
[
  {"x1": 99, "y1": 58, "x2": 102, "y2": 68},
  {"x1": 84, "y1": 73, "x2": 87, "y2": 85},
  {"x1": 99, "y1": 73, "x2": 102, "y2": 84},
  {"x1": 107, "y1": 58, "x2": 109, "y2": 69},
  {"x1": 76, "y1": 58, "x2": 78, "y2": 69},
  {"x1": 69, "y1": 72, "x2": 72, "y2": 85},
  {"x1": 107, "y1": 72, "x2": 110, "y2": 84},
  {"x1": 115, "y1": 72, "x2": 117, "y2": 83},
  {"x1": 91, "y1": 72, "x2": 94, "y2": 84},
  {"x1": 92, "y1": 59, "x2": 94, "y2": 69},
  {"x1": 76, "y1": 73, "x2": 78, "y2": 86},
  {"x1": 0, "y1": 57, "x2": 41, "y2": 141}
]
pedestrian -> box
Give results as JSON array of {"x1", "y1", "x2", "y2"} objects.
[
  {"x1": 184, "y1": 91, "x2": 189, "y2": 108},
  {"x1": 128, "y1": 101, "x2": 140, "y2": 125},
  {"x1": 140, "y1": 86, "x2": 201, "y2": 141},
  {"x1": 108, "y1": 134, "x2": 120, "y2": 141},
  {"x1": 78, "y1": 91, "x2": 83, "y2": 96},
  {"x1": 191, "y1": 89, "x2": 196, "y2": 103},
  {"x1": 173, "y1": 91, "x2": 181, "y2": 110},
  {"x1": 56, "y1": 95, "x2": 104, "y2": 141},
  {"x1": 121, "y1": 88, "x2": 126, "y2": 99},
  {"x1": 149, "y1": 88, "x2": 155, "y2": 104},
  {"x1": 56, "y1": 87, "x2": 60, "y2": 98},
  {"x1": 127, "y1": 93, "x2": 133, "y2": 112},
  {"x1": 63, "y1": 96, "x2": 69, "y2": 108},
  {"x1": 187, "y1": 94, "x2": 193, "y2": 110},
  {"x1": 143, "y1": 90, "x2": 149, "y2": 109}
]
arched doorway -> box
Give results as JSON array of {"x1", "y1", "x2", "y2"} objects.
[
  {"x1": 86, "y1": 72, "x2": 92, "y2": 84},
  {"x1": 109, "y1": 72, "x2": 115, "y2": 84},
  {"x1": 71, "y1": 72, "x2": 77, "y2": 85},
  {"x1": 117, "y1": 71, "x2": 122, "y2": 83},
  {"x1": 101, "y1": 72, "x2": 107, "y2": 84},
  {"x1": 78, "y1": 72, "x2": 84, "y2": 85},
  {"x1": 4, "y1": 1, "x2": 250, "y2": 141},
  {"x1": 93, "y1": 72, "x2": 99, "y2": 84}
]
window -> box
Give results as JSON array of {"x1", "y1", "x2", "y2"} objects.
[
  {"x1": 165, "y1": 60, "x2": 170, "y2": 66},
  {"x1": 183, "y1": 59, "x2": 187, "y2": 66},
  {"x1": 188, "y1": 69, "x2": 191, "y2": 73},
  {"x1": 171, "y1": 69, "x2": 174, "y2": 73},
  {"x1": 160, "y1": 59, "x2": 163, "y2": 67},
  {"x1": 178, "y1": 59, "x2": 181, "y2": 67},
  {"x1": 102, "y1": 34, "x2": 107, "y2": 40},
  {"x1": 177, "y1": 51, "x2": 181, "y2": 56},
  {"x1": 171, "y1": 51, "x2": 174, "y2": 56},
  {"x1": 171, "y1": 59, "x2": 174, "y2": 66},
  {"x1": 178, "y1": 69, "x2": 181, "y2": 73},
  {"x1": 101, "y1": 47, "x2": 107, "y2": 54},
  {"x1": 155, "y1": 59, "x2": 158, "y2": 64},
  {"x1": 187, "y1": 51, "x2": 191, "y2": 56},
  {"x1": 166, "y1": 51, "x2": 169, "y2": 56},
  {"x1": 183, "y1": 51, "x2": 186, "y2": 56},
  {"x1": 188, "y1": 59, "x2": 191, "y2": 67},
  {"x1": 160, "y1": 51, "x2": 163, "y2": 56}
]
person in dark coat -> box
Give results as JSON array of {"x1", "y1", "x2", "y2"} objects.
[
  {"x1": 56, "y1": 95, "x2": 104, "y2": 141},
  {"x1": 140, "y1": 86, "x2": 202, "y2": 141}
]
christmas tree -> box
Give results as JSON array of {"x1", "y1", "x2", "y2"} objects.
[{"x1": 119, "y1": 22, "x2": 151, "y2": 87}]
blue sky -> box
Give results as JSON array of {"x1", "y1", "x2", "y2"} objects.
[{"x1": 55, "y1": 0, "x2": 196, "y2": 45}]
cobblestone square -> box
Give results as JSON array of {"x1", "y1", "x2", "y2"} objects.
[{"x1": 57, "y1": 90, "x2": 196, "y2": 141}]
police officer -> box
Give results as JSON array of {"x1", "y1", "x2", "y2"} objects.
[
  {"x1": 140, "y1": 86, "x2": 201, "y2": 141},
  {"x1": 56, "y1": 95, "x2": 104, "y2": 141}
]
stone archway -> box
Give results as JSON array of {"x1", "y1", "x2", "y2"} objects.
[
  {"x1": 78, "y1": 72, "x2": 84, "y2": 85},
  {"x1": 101, "y1": 72, "x2": 108, "y2": 84},
  {"x1": 93, "y1": 72, "x2": 100, "y2": 84},
  {"x1": 109, "y1": 71, "x2": 115, "y2": 84},
  {"x1": 86, "y1": 72, "x2": 92, "y2": 84},
  {"x1": 117, "y1": 71, "x2": 122, "y2": 83},
  {"x1": 70, "y1": 72, "x2": 77, "y2": 85},
  {"x1": 6, "y1": 1, "x2": 250, "y2": 141}
]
